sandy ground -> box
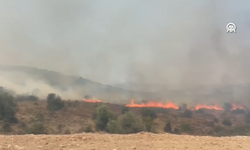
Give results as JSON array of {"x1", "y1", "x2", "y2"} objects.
[{"x1": 0, "y1": 132, "x2": 250, "y2": 150}]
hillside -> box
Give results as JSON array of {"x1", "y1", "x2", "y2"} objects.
[
  {"x1": 1, "y1": 65, "x2": 250, "y2": 106},
  {"x1": 0, "y1": 65, "x2": 157, "y2": 103}
]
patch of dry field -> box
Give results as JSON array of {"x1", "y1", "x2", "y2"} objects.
[{"x1": 0, "y1": 132, "x2": 249, "y2": 150}]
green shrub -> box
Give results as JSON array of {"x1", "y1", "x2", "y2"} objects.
[
  {"x1": 107, "y1": 112, "x2": 146, "y2": 134},
  {"x1": 143, "y1": 116, "x2": 156, "y2": 132},
  {"x1": 106, "y1": 120, "x2": 122, "y2": 133},
  {"x1": 26, "y1": 122, "x2": 47, "y2": 134},
  {"x1": 117, "y1": 112, "x2": 146, "y2": 134},
  {"x1": 84, "y1": 125, "x2": 94, "y2": 133},
  {"x1": 46, "y1": 93, "x2": 64, "y2": 111},
  {"x1": 94, "y1": 105, "x2": 114, "y2": 131}
]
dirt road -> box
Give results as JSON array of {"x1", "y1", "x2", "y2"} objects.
[{"x1": 0, "y1": 132, "x2": 249, "y2": 150}]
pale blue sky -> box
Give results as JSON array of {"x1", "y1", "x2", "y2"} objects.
[{"x1": 0, "y1": 0, "x2": 250, "y2": 88}]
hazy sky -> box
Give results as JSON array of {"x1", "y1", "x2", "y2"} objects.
[{"x1": 1, "y1": 0, "x2": 250, "y2": 89}]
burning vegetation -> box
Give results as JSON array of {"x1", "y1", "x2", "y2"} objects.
[
  {"x1": 83, "y1": 99, "x2": 101, "y2": 103},
  {"x1": 126, "y1": 99, "x2": 179, "y2": 109},
  {"x1": 82, "y1": 98, "x2": 246, "y2": 112},
  {"x1": 125, "y1": 99, "x2": 246, "y2": 111}
]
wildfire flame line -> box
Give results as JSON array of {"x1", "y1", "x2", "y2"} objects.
[
  {"x1": 83, "y1": 99, "x2": 101, "y2": 103},
  {"x1": 126, "y1": 99, "x2": 179, "y2": 109},
  {"x1": 82, "y1": 98, "x2": 245, "y2": 111},
  {"x1": 125, "y1": 99, "x2": 245, "y2": 111}
]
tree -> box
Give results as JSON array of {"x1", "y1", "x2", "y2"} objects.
[
  {"x1": 46, "y1": 93, "x2": 64, "y2": 111},
  {"x1": 94, "y1": 105, "x2": 114, "y2": 131},
  {"x1": 0, "y1": 92, "x2": 18, "y2": 123},
  {"x1": 164, "y1": 122, "x2": 172, "y2": 133}
]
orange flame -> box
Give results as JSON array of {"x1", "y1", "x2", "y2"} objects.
[
  {"x1": 195, "y1": 104, "x2": 224, "y2": 111},
  {"x1": 83, "y1": 99, "x2": 101, "y2": 103},
  {"x1": 231, "y1": 104, "x2": 245, "y2": 110},
  {"x1": 126, "y1": 99, "x2": 179, "y2": 109}
]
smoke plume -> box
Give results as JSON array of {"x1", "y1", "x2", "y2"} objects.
[{"x1": 0, "y1": 0, "x2": 250, "y2": 99}]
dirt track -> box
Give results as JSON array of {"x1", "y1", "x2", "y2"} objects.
[{"x1": 0, "y1": 132, "x2": 249, "y2": 150}]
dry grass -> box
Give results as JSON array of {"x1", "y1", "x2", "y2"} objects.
[{"x1": 3, "y1": 100, "x2": 249, "y2": 136}]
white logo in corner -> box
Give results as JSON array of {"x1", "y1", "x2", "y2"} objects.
[{"x1": 226, "y1": 23, "x2": 236, "y2": 33}]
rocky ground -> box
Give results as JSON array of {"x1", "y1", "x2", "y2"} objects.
[{"x1": 0, "y1": 132, "x2": 249, "y2": 150}]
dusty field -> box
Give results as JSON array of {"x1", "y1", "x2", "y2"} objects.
[{"x1": 0, "y1": 133, "x2": 249, "y2": 150}]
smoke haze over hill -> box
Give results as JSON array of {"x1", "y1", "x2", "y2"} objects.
[{"x1": 1, "y1": 0, "x2": 250, "y2": 99}]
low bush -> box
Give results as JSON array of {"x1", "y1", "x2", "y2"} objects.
[
  {"x1": 84, "y1": 125, "x2": 94, "y2": 133},
  {"x1": 106, "y1": 120, "x2": 122, "y2": 133},
  {"x1": 26, "y1": 122, "x2": 47, "y2": 134},
  {"x1": 107, "y1": 112, "x2": 146, "y2": 134},
  {"x1": 118, "y1": 112, "x2": 146, "y2": 134},
  {"x1": 143, "y1": 116, "x2": 156, "y2": 132}
]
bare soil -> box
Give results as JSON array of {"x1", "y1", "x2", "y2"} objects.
[{"x1": 0, "y1": 132, "x2": 249, "y2": 150}]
